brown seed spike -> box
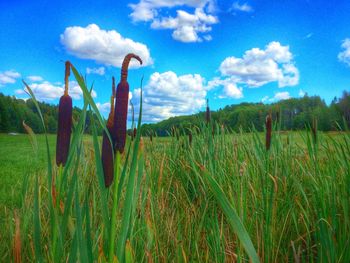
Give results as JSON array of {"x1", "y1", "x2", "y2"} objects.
[
  {"x1": 101, "y1": 77, "x2": 116, "y2": 187},
  {"x1": 189, "y1": 132, "x2": 192, "y2": 146},
  {"x1": 56, "y1": 61, "x2": 72, "y2": 166},
  {"x1": 206, "y1": 99, "x2": 210, "y2": 124},
  {"x1": 265, "y1": 114, "x2": 272, "y2": 151},
  {"x1": 113, "y1": 54, "x2": 143, "y2": 154}
]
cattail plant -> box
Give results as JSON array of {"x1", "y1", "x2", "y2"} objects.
[
  {"x1": 312, "y1": 117, "x2": 317, "y2": 144},
  {"x1": 101, "y1": 77, "x2": 116, "y2": 187},
  {"x1": 133, "y1": 128, "x2": 137, "y2": 140},
  {"x1": 188, "y1": 132, "x2": 192, "y2": 146},
  {"x1": 113, "y1": 53, "x2": 142, "y2": 153},
  {"x1": 150, "y1": 133, "x2": 153, "y2": 142},
  {"x1": 265, "y1": 113, "x2": 272, "y2": 151},
  {"x1": 56, "y1": 61, "x2": 72, "y2": 166},
  {"x1": 206, "y1": 99, "x2": 210, "y2": 124}
]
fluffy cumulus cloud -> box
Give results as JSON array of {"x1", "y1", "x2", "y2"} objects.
[
  {"x1": 15, "y1": 79, "x2": 97, "y2": 102},
  {"x1": 211, "y1": 42, "x2": 299, "y2": 98},
  {"x1": 219, "y1": 42, "x2": 299, "y2": 87},
  {"x1": 338, "y1": 38, "x2": 350, "y2": 66},
  {"x1": 207, "y1": 77, "x2": 243, "y2": 99},
  {"x1": 0, "y1": 70, "x2": 21, "y2": 86},
  {"x1": 230, "y1": 2, "x2": 253, "y2": 13},
  {"x1": 131, "y1": 71, "x2": 207, "y2": 122},
  {"x1": 129, "y1": 0, "x2": 218, "y2": 42},
  {"x1": 86, "y1": 67, "x2": 105, "y2": 75},
  {"x1": 60, "y1": 24, "x2": 152, "y2": 67}
]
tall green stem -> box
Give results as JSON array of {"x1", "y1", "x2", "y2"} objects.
[{"x1": 108, "y1": 151, "x2": 121, "y2": 263}]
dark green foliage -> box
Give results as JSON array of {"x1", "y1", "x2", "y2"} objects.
[
  {"x1": 142, "y1": 93, "x2": 350, "y2": 136},
  {"x1": 0, "y1": 93, "x2": 100, "y2": 134}
]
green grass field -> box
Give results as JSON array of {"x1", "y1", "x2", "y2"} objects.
[{"x1": 1, "y1": 129, "x2": 349, "y2": 262}]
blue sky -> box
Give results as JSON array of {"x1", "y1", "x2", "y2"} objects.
[{"x1": 1, "y1": 0, "x2": 350, "y2": 123}]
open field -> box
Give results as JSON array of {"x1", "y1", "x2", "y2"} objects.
[{"x1": 1, "y1": 129, "x2": 349, "y2": 262}]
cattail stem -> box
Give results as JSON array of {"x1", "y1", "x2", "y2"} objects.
[
  {"x1": 206, "y1": 99, "x2": 210, "y2": 124},
  {"x1": 64, "y1": 61, "x2": 70, "y2": 96},
  {"x1": 108, "y1": 151, "x2": 121, "y2": 263},
  {"x1": 312, "y1": 117, "x2": 317, "y2": 144},
  {"x1": 265, "y1": 114, "x2": 272, "y2": 151}
]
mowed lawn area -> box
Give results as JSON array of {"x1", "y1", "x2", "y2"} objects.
[{"x1": 0, "y1": 134, "x2": 55, "y2": 208}]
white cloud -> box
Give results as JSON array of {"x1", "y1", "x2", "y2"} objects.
[
  {"x1": 338, "y1": 38, "x2": 350, "y2": 66},
  {"x1": 207, "y1": 77, "x2": 243, "y2": 98},
  {"x1": 129, "y1": 0, "x2": 218, "y2": 42},
  {"x1": 261, "y1": 96, "x2": 269, "y2": 103},
  {"x1": 274, "y1": 91, "x2": 290, "y2": 100},
  {"x1": 60, "y1": 24, "x2": 152, "y2": 67},
  {"x1": 15, "y1": 80, "x2": 97, "y2": 102},
  {"x1": 131, "y1": 71, "x2": 207, "y2": 122},
  {"x1": 219, "y1": 41, "x2": 299, "y2": 88},
  {"x1": 262, "y1": 91, "x2": 291, "y2": 103},
  {"x1": 298, "y1": 89, "x2": 305, "y2": 97},
  {"x1": 210, "y1": 42, "x2": 298, "y2": 99},
  {"x1": 230, "y1": 2, "x2": 253, "y2": 13},
  {"x1": 96, "y1": 102, "x2": 111, "y2": 114},
  {"x1": 86, "y1": 67, "x2": 105, "y2": 75},
  {"x1": 151, "y1": 8, "x2": 218, "y2": 42},
  {"x1": 0, "y1": 70, "x2": 21, "y2": 86},
  {"x1": 27, "y1": 75, "x2": 44, "y2": 82}
]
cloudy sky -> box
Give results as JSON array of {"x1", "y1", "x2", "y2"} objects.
[{"x1": 1, "y1": 0, "x2": 350, "y2": 123}]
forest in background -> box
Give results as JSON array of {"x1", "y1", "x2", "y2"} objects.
[{"x1": 0, "y1": 91, "x2": 349, "y2": 135}]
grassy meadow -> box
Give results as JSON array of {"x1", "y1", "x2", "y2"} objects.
[
  {"x1": 1, "y1": 127, "x2": 349, "y2": 262},
  {"x1": 0, "y1": 66, "x2": 349, "y2": 263}
]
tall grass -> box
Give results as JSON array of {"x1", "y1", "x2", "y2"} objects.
[{"x1": 3, "y1": 66, "x2": 350, "y2": 262}]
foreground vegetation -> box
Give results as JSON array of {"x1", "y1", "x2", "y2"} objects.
[
  {"x1": 1, "y1": 64, "x2": 349, "y2": 262},
  {"x1": 1, "y1": 126, "x2": 349, "y2": 262}
]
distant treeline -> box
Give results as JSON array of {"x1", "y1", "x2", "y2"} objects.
[
  {"x1": 0, "y1": 91, "x2": 350, "y2": 135},
  {"x1": 0, "y1": 93, "x2": 97, "y2": 134},
  {"x1": 143, "y1": 91, "x2": 350, "y2": 136}
]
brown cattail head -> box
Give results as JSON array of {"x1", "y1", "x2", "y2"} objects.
[
  {"x1": 189, "y1": 132, "x2": 192, "y2": 146},
  {"x1": 101, "y1": 77, "x2": 117, "y2": 187},
  {"x1": 265, "y1": 113, "x2": 272, "y2": 151},
  {"x1": 133, "y1": 128, "x2": 137, "y2": 139},
  {"x1": 56, "y1": 61, "x2": 72, "y2": 166},
  {"x1": 206, "y1": 99, "x2": 210, "y2": 124},
  {"x1": 101, "y1": 130, "x2": 114, "y2": 187},
  {"x1": 150, "y1": 133, "x2": 153, "y2": 142},
  {"x1": 113, "y1": 53, "x2": 142, "y2": 153},
  {"x1": 312, "y1": 117, "x2": 317, "y2": 144}
]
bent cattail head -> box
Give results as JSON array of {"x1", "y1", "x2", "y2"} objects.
[
  {"x1": 189, "y1": 132, "x2": 192, "y2": 146},
  {"x1": 113, "y1": 54, "x2": 142, "y2": 154},
  {"x1": 265, "y1": 113, "x2": 272, "y2": 151},
  {"x1": 56, "y1": 61, "x2": 72, "y2": 166},
  {"x1": 206, "y1": 99, "x2": 210, "y2": 124},
  {"x1": 121, "y1": 53, "x2": 142, "y2": 82}
]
